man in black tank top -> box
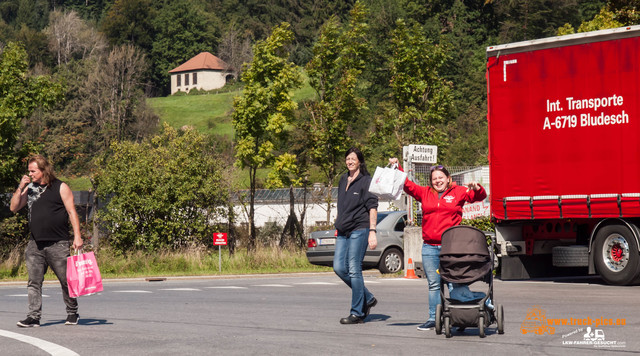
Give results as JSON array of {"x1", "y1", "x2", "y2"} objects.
[{"x1": 10, "y1": 155, "x2": 83, "y2": 327}]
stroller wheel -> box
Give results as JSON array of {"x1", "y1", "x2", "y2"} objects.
[
  {"x1": 497, "y1": 304, "x2": 505, "y2": 334},
  {"x1": 444, "y1": 316, "x2": 451, "y2": 338},
  {"x1": 435, "y1": 304, "x2": 442, "y2": 335},
  {"x1": 478, "y1": 315, "x2": 486, "y2": 338}
]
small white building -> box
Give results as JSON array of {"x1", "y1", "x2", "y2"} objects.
[{"x1": 169, "y1": 52, "x2": 232, "y2": 95}]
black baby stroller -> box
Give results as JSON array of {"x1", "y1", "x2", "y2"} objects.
[{"x1": 435, "y1": 225, "x2": 504, "y2": 338}]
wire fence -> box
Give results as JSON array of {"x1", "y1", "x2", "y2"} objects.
[{"x1": 406, "y1": 164, "x2": 490, "y2": 225}]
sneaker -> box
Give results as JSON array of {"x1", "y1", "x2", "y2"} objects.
[
  {"x1": 17, "y1": 317, "x2": 40, "y2": 328},
  {"x1": 340, "y1": 314, "x2": 364, "y2": 324},
  {"x1": 65, "y1": 314, "x2": 79, "y2": 325},
  {"x1": 417, "y1": 320, "x2": 436, "y2": 330},
  {"x1": 364, "y1": 297, "x2": 378, "y2": 318}
]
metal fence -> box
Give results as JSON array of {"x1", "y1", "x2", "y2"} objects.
[{"x1": 405, "y1": 164, "x2": 490, "y2": 225}]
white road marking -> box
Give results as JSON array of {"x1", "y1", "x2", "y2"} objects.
[
  {"x1": 294, "y1": 282, "x2": 338, "y2": 285},
  {"x1": 7, "y1": 294, "x2": 50, "y2": 297},
  {"x1": 0, "y1": 329, "x2": 79, "y2": 356},
  {"x1": 112, "y1": 290, "x2": 152, "y2": 293},
  {"x1": 159, "y1": 288, "x2": 201, "y2": 291},
  {"x1": 253, "y1": 284, "x2": 293, "y2": 288},
  {"x1": 205, "y1": 286, "x2": 248, "y2": 289}
]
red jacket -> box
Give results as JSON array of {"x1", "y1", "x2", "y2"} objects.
[{"x1": 404, "y1": 179, "x2": 487, "y2": 245}]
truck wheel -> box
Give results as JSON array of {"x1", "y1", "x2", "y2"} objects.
[
  {"x1": 378, "y1": 248, "x2": 403, "y2": 274},
  {"x1": 594, "y1": 225, "x2": 640, "y2": 285},
  {"x1": 552, "y1": 245, "x2": 589, "y2": 267}
]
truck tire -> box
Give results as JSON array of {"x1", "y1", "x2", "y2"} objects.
[
  {"x1": 594, "y1": 225, "x2": 640, "y2": 285},
  {"x1": 378, "y1": 248, "x2": 403, "y2": 274},
  {"x1": 552, "y1": 245, "x2": 589, "y2": 267}
]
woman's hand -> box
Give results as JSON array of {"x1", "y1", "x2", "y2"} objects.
[
  {"x1": 466, "y1": 181, "x2": 480, "y2": 191},
  {"x1": 388, "y1": 157, "x2": 399, "y2": 166},
  {"x1": 368, "y1": 231, "x2": 377, "y2": 250}
]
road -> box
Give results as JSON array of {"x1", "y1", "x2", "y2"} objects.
[{"x1": 0, "y1": 273, "x2": 637, "y2": 355}]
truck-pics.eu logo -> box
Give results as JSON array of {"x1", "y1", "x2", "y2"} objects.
[
  {"x1": 520, "y1": 305, "x2": 627, "y2": 348},
  {"x1": 520, "y1": 306, "x2": 555, "y2": 335}
]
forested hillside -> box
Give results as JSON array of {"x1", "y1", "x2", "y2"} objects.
[{"x1": 1, "y1": 0, "x2": 636, "y2": 187}]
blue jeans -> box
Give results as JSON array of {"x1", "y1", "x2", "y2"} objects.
[
  {"x1": 422, "y1": 243, "x2": 441, "y2": 322},
  {"x1": 25, "y1": 240, "x2": 78, "y2": 320},
  {"x1": 333, "y1": 228, "x2": 374, "y2": 317}
]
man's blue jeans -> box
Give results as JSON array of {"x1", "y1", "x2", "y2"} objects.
[
  {"x1": 333, "y1": 228, "x2": 374, "y2": 317},
  {"x1": 422, "y1": 243, "x2": 441, "y2": 322},
  {"x1": 25, "y1": 240, "x2": 78, "y2": 320}
]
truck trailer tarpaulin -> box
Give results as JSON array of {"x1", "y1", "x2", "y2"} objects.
[{"x1": 486, "y1": 26, "x2": 640, "y2": 285}]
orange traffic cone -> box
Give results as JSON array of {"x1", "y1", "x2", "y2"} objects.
[{"x1": 405, "y1": 258, "x2": 419, "y2": 279}]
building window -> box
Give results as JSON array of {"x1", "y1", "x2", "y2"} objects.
[
  {"x1": 176, "y1": 75, "x2": 181, "y2": 87},
  {"x1": 193, "y1": 72, "x2": 197, "y2": 85},
  {"x1": 185, "y1": 73, "x2": 189, "y2": 86}
]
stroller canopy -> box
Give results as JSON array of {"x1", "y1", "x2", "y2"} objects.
[{"x1": 439, "y1": 225, "x2": 492, "y2": 284}]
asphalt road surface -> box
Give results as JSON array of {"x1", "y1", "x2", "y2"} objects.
[{"x1": 0, "y1": 273, "x2": 638, "y2": 355}]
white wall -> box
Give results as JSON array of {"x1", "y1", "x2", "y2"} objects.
[
  {"x1": 232, "y1": 200, "x2": 401, "y2": 228},
  {"x1": 171, "y1": 70, "x2": 227, "y2": 95}
]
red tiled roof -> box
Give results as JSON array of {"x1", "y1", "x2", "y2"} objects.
[{"x1": 169, "y1": 52, "x2": 228, "y2": 73}]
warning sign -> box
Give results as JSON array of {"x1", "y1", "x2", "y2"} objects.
[{"x1": 213, "y1": 232, "x2": 228, "y2": 246}]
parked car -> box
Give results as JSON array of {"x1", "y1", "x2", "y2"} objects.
[{"x1": 306, "y1": 211, "x2": 407, "y2": 273}]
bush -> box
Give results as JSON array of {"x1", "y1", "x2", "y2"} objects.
[
  {"x1": 93, "y1": 124, "x2": 229, "y2": 252},
  {"x1": 461, "y1": 216, "x2": 495, "y2": 232}
]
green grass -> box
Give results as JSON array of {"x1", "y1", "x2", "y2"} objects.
[
  {"x1": 0, "y1": 246, "x2": 331, "y2": 281},
  {"x1": 148, "y1": 91, "x2": 239, "y2": 137},
  {"x1": 147, "y1": 71, "x2": 317, "y2": 139},
  {"x1": 59, "y1": 175, "x2": 93, "y2": 191}
]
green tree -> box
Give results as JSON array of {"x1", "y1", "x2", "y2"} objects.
[
  {"x1": 558, "y1": 6, "x2": 623, "y2": 35},
  {"x1": 93, "y1": 124, "x2": 228, "y2": 252},
  {"x1": 0, "y1": 42, "x2": 61, "y2": 194},
  {"x1": 232, "y1": 22, "x2": 302, "y2": 249},
  {"x1": 150, "y1": 0, "x2": 219, "y2": 95},
  {"x1": 304, "y1": 1, "x2": 370, "y2": 223},
  {"x1": 372, "y1": 19, "x2": 452, "y2": 158},
  {"x1": 101, "y1": 0, "x2": 156, "y2": 52}
]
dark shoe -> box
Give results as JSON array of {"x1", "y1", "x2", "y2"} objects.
[
  {"x1": 17, "y1": 317, "x2": 40, "y2": 328},
  {"x1": 417, "y1": 320, "x2": 436, "y2": 330},
  {"x1": 457, "y1": 326, "x2": 466, "y2": 332},
  {"x1": 364, "y1": 297, "x2": 378, "y2": 318},
  {"x1": 65, "y1": 314, "x2": 79, "y2": 325},
  {"x1": 340, "y1": 314, "x2": 364, "y2": 324}
]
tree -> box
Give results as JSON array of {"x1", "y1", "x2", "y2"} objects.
[
  {"x1": 217, "y1": 23, "x2": 253, "y2": 80},
  {"x1": 232, "y1": 22, "x2": 302, "y2": 249},
  {"x1": 45, "y1": 9, "x2": 106, "y2": 65},
  {"x1": 85, "y1": 44, "x2": 154, "y2": 146},
  {"x1": 0, "y1": 42, "x2": 61, "y2": 194},
  {"x1": 265, "y1": 152, "x2": 308, "y2": 248},
  {"x1": 304, "y1": 1, "x2": 371, "y2": 223},
  {"x1": 372, "y1": 19, "x2": 453, "y2": 158},
  {"x1": 150, "y1": 0, "x2": 219, "y2": 95},
  {"x1": 101, "y1": 0, "x2": 156, "y2": 52},
  {"x1": 93, "y1": 124, "x2": 228, "y2": 252}
]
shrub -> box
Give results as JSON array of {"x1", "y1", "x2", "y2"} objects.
[{"x1": 93, "y1": 124, "x2": 229, "y2": 252}]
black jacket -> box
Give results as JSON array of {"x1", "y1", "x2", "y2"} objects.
[{"x1": 334, "y1": 172, "x2": 378, "y2": 236}]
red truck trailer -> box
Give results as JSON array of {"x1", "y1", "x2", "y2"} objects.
[{"x1": 486, "y1": 25, "x2": 640, "y2": 285}]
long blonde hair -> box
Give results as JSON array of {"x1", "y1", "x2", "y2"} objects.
[{"x1": 28, "y1": 155, "x2": 56, "y2": 186}]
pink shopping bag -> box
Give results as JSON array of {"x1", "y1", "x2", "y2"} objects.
[{"x1": 67, "y1": 251, "x2": 103, "y2": 298}]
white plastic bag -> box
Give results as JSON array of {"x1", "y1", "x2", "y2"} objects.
[{"x1": 369, "y1": 165, "x2": 406, "y2": 200}]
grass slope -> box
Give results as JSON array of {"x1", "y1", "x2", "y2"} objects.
[{"x1": 148, "y1": 74, "x2": 316, "y2": 139}]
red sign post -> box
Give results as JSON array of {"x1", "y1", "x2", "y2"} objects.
[{"x1": 213, "y1": 232, "x2": 228, "y2": 272}]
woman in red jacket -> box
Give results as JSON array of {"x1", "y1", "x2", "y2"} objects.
[{"x1": 391, "y1": 158, "x2": 486, "y2": 331}]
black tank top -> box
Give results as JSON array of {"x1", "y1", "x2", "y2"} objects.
[{"x1": 28, "y1": 179, "x2": 70, "y2": 242}]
